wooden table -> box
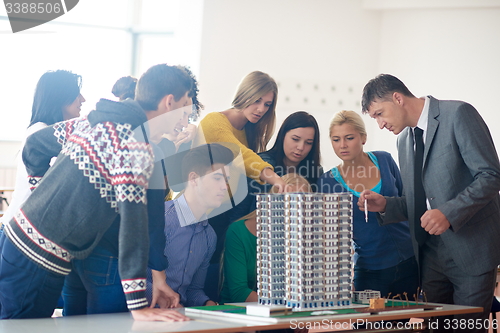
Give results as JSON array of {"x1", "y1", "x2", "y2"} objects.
[{"x1": 0, "y1": 302, "x2": 483, "y2": 333}]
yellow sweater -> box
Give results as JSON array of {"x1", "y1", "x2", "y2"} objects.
[{"x1": 194, "y1": 112, "x2": 272, "y2": 182}]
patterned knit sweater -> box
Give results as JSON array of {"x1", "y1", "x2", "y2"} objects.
[{"x1": 4, "y1": 99, "x2": 154, "y2": 311}]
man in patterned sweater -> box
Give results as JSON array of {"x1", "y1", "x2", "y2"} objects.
[{"x1": 0, "y1": 64, "x2": 192, "y2": 321}]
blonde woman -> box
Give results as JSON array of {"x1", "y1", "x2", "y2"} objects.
[
  {"x1": 195, "y1": 71, "x2": 285, "y2": 189},
  {"x1": 317, "y1": 110, "x2": 418, "y2": 298},
  {"x1": 196, "y1": 72, "x2": 286, "y2": 299},
  {"x1": 220, "y1": 174, "x2": 312, "y2": 304}
]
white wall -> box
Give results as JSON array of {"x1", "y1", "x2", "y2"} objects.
[
  {"x1": 198, "y1": 0, "x2": 500, "y2": 170},
  {"x1": 3, "y1": 0, "x2": 499, "y2": 173},
  {"x1": 0, "y1": 0, "x2": 204, "y2": 171},
  {"x1": 374, "y1": 4, "x2": 500, "y2": 159},
  {"x1": 0, "y1": 141, "x2": 20, "y2": 190},
  {"x1": 198, "y1": 0, "x2": 381, "y2": 170}
]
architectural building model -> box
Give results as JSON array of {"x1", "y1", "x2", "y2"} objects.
[
  {"x1": 256, "y1": 192, "x2": 353, "y2": 310},
  {"x1": 353, "y1": 290, "x2": 381, "y2": 304}
]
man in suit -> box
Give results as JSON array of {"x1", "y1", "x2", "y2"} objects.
[{"x1": 359, "y1": 74, "x2": 500, "y2": 332}]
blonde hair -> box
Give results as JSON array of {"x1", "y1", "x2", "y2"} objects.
[
  {"x1": 235, "y1": 173, "x2": 312, "y2": 223},
  {"x1": 232, "y1": 71, "x2": 278, "y2": 153},
  {"x1": 329, "y1": 110, "x2": 367, "y2": 138}
]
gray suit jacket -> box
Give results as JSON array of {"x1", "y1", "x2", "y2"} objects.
[{"x1": 381, "y1": 96, "x2": 500, "y2": 275}]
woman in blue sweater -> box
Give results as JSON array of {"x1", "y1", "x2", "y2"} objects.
[{"x1": 317, "y1": 110, "x2": 418, "y2": 299}]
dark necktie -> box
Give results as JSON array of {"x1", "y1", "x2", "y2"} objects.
[{"x1": 413, "y1": 127, "x2": 429, "y2": 246}]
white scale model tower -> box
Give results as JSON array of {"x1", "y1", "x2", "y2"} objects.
[{"x1": 256, "y1": 192, "x2": 353, "y2": 310}]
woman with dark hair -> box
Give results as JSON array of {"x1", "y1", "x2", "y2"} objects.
[
  {"x1": 227, "y1": 111, "x2": 324, "y2": 222},
  {"x1": 111, "y1": 76, "x2": 137, "y2": 101},
  {"x1": 29, "y1": 70, "x2": 84, "y2": 126},
  {"x1": 260, "y1": 111, "x2": 322, "y2": 187},
  {"x1": 0, "y1": 70, "x2": 84, "y2": 232}
]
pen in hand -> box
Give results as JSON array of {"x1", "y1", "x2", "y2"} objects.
[{"x1": 364, "y1": 199, "x2": 368, "y2": 223}]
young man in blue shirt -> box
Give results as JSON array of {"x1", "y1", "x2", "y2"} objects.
[{"x1": 148, "y1": 143, "x2": 234, "y2": 307}]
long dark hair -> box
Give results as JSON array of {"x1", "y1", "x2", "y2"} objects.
[
  {"x1": 29, "y1": 70, "x2": 82, "y2": 127},
  {"x1": 266, "y1": 111, "x2": 322, "y2": 184}
]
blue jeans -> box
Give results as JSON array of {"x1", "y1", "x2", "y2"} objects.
[
  {"x1": 0, "y1": 232, "x2": 65, "y2": 318},
  {"x1": 62, "y1": 246, "x2": 127, "y2": 315},
  {"x1": 354, "y1": 256, "x2": 419, "y2": 299}
]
